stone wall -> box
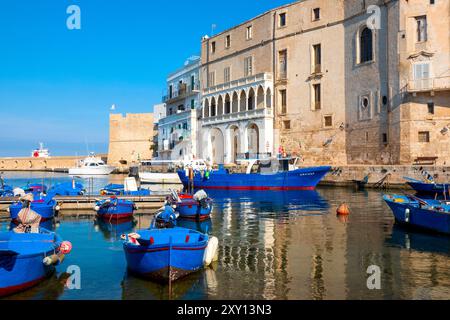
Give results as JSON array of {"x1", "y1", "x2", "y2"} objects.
[
  {"x1": 0, "y1": 155, "x2": 106, "y2": 171},
  {"x1": 108, "y1": 113, "x2": 154, "y2": 169}
]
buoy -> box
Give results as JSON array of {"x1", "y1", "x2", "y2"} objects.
[
  {"x1": 55, "y1": 205, "x2": 61, "y2": 211},
  {"x1": 59, "y1": 241, "x2": 73, "y2": 254},
  {"x1": 203, "y1": 236, "x2": 219, "y2": 267},
  {"x1": 337, "y1": 203, "x2": 350, "y2": 216},
  {"x1": 94, "y1": 206, "x2": 100, "y2": 212}
]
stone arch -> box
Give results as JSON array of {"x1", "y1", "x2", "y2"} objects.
[
  {"x1": 356, "y1": 24, "x2": 374, "y2": 64},
  {"x1": 266, "y1": 87, "x2": 272, "y2": 108},
  {"x1": 247, "y1": 87, "x2": 256, "y2": 111},
  {"x1": 217, "y1": 95, "x2": 224, "y2": 116},
  {"x1": 224, "y1": 93, "x2": 231, "y2": 114},
  {"x1": 210, "y1": 127, "x2": 225, "y2": 164},
  {"x1": 210, "y1": 97, "x2": 217, "y2": 117},
  {"x1": 229, "y1": 125, "x2": 240, "y2": 163},
  {"x1": 232, "y1": 91, "x2": 239, "y2": 113},
  {"x1": 203, "y1": 99, "x2": 210, "y2": 118},
  {"x1": 257, "y1": 85, "x2": 265, "y2": 109},
  {"x1": 246, "y1": 123, "x2": 260, "y2": 155},
  {"x1": 239, "y1": 90, "x2": 247, "y2": 112}
]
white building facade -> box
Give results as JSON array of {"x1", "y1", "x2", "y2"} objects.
[{"x1": 158, "y1": 57, "x2": 201, "y2": 161}]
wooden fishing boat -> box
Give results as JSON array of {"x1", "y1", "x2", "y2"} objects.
[
  {"x1": 48, "y1": 181, "x2": 85, "y2": 196},
  {"x1": 94, "y1": 197, "x2": 136, "y2": 220},
  {"x1": 0, "y1": 229, "x2": 70, "y2": 297},
  {"x1": 167, "y1": 190, "x2": 213, "y2": 221},
  {"x1": 404, "y1": 177, "x2": 450, "y2": 196},
  {"x1": 384, "y1": 194, "x2": 450, "y2": 235},
  {"x1": 9, "y1": 195, "x2": 57, "y2": 223},
  {"x1": 123, "y1": 228, "x2": 217, "y2": 282}
]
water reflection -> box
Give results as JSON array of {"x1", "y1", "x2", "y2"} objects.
[
  {"x1": 387, "y1": 225, "x2": 450, "y2": 255},
  {"x1": 121, "y1": 268, "x2": 218, "y2": 300},
  {"x1": 95, "y1": 218, "x2": 137, "y2": 241},
  {"x1": 177, "y1": 219, "x2": 213, "y2": 234},
  {"x1": 2, "y1": 273, "x2": 70, "y2": 301}
]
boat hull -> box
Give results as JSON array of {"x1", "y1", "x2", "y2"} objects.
[
  {"x1": 9, "y1": 201, "x2": 56, "y2": 222},
  {"x1": 175, "y1": 200, "x2": 213, "y2": 221},
  {"x1": 384, "y1": 195, "x2": 450, "y2": 235},
  {"x1": 407, "y1": 182, "x2": 450, "y2": 195},
  {"x1": 69, "y1": 166, "x2": 115, "y2": 176},
  {"x1": 139, "y1": 172, "x2": 181, "y2": 184},
  {"x1": 97, "y1": 200, "x2": 135, "y2": 220},
  {"x1": 0, "y1": 231, "x2": 61, "y2": 297},
  {"x1": 177, "y1": 166, "x2": 331, "y2": 190},
  {"x1": 123, "y1": 229, "x2": 208, "y2": 282}
]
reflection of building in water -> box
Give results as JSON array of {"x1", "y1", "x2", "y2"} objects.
[{"x1": 286, "y1": 212, "x2": 348, "y2": 300}]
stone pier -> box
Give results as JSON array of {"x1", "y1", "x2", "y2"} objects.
[{"x1": 0, "y1": 155, "x2": 107, "y2": 172}]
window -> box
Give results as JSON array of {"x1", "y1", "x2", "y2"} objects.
[
  {"x1": 278, "y1": 50, "x2": 287, "y2": 79},
  {"x1": 279, "y1": 13, "x2": 286, "y2": 27},
  {"x1": 324, "y1": 115, "x2": 333, "y2": 128},
  {"x1": 169, "y1": 85, "x2": 173, "y2": 99},
  {"x1": 313, "y1": 84, "x2": 321, "y2": 110},
  {"x1": 225, "y1": 35, "x2": 231, "y2": 48},
  {"x1": 280, "y1": 89, "x2": 287, "y2": 114},
  {"x1": 416, "y1": 16, "x2": 427, "y2": 42},
  {"x1": 382, "y1": 133, "x2": 388, "y2": 144},
  {"x1": 246, "y1": 25, "x2": 253, "y2": 40},
  {"x1": 428, "y1": 102, "x2": 435, "y2": 114},
  {"x1": 191, "y1": 99, "x2": 195, "y2": 110},
  {"x1": 419, "y1": 131, "x2": 430, "y2": 143},
  {"x1": 360, "y1": 27, "x2": 373, "y2": 63},
  {"x1": 413, "y1": 62, "x2": 431, "y2": 89},
  {"x1": 182, "y1": 122, "x2": 188, "y2": 130},
  {"x1": 190, "y1": 75, "x2": 195, "y2": 90},
  {"x1": 208, "y1": 71, "x2": 216, "y2": 86},
  {"x1": 211, "y1": 41, "x2": 216, "y2": 53},
  {"x1": 224, "y1": 67, "x2": 231, "y2": 83},
  {"x1": 313, "y1": 8, "x2": 320, "y2": 21},
  {"x1": 283, "y1": 120, "x2": 291, "y2": 130},
  {"x1": 244, "y1": 56, "x2": 253, "y2": 76},
  {"x1": 313, "y1": 44, "x2": 321, "y2": 73}
]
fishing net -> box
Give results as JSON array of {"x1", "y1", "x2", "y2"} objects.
[{"x1": 13, "y1": 194, "x2": 42, "y2": 233}]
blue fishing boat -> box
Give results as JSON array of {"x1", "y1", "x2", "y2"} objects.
[
  {"x1": 123, "y1": 228, "x2": 212, "y2": 282},
  {"x1": 168, "y1": 190, "x2": 213, "y2": 221},
  {"x1": 23, "y1": 183, "x2": 47, "y2": 195},
  {"x1": 404, "y1": 177, "x2": 450, "y2": 196},
  {"x1": 177, "y1": 158, "x2": 330, "y2": 191},
  {"x1": 9, "y1": 194, "x2": 57, "y2": 223},
  {"x1": 384, "y1": 194, "x2": 450, "y2": 235},
  {"x1": 0, "y1": 185, "x2": 13, "y2": 197},
  {"x1": 100, "y1": 184, "x2": 151, "y2": 196},
  {"x1": 48, "y1": 181, "x2": 85, "y2": 196},
  {"x1": 0, "y1": 229, "x2": 69, "y2": 297},
  {"x1": 95, "y1": 197, "x2": 136, "y2": 220}
]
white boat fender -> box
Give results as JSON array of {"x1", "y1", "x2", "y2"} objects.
[
  {"x1": 43, "y1": 253, "x2": 65, "y2": 266},
  {"x1": 203, "y1": 236, "x2": 219, "y2": 267},
  {"x1": 405, "y1": 208, "x2": 410, "y2": 223},
  {"x1": 55, "y1": 205, "x2": 61, "y2": 212},
  {"x1": 94, "y1": 205, "x2": 100, "y2": 212},
  {"x1": 6, "y1": 207, "x2": 9, "y2": 213}
]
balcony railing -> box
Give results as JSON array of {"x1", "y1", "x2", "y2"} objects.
[
  {"x1": 202, "y1": 107, "x2": 273, "y2": 126},
  {"x1": 163, "y1": 82, "x2": 200, "y2": 103},
  {"x1": 408, "y1": 76, "x2": 450, "y2": 93},
  {"x1": 203, "y1": 72, "x2": 273, "y2": 96}
]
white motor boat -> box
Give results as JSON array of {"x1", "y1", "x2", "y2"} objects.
[
  {"x1": 138, "y1": 159, "x2": 207, "y2": 184},
  {"x1": 69, "y1": 154, "x2": 115, "y2": 176},
  {"x1": 31, "y1": 142, "x2": 50, "y2": 158}
]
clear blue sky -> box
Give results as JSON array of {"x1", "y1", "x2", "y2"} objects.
[{"x1": 0, "y1": 0, "x2": 292, "y2": 157}]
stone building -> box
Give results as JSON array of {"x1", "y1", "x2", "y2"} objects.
[
  {"x1": 107, "y1": 113, "x2": 155, "y2": 167},
  {"x1": 199, "y1": 0, "x2": 449, "y2": 165},
  {"x1": 158, "y1": 57, "x2": 201, "y2": 161}
]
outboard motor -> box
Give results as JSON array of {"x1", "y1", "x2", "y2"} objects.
[
  {"x1": 193, "y1": 190, "x2": 209, "y2": 209},
  {"x1": 155, "y1": 204, "x2": 177, "y2": 229}
]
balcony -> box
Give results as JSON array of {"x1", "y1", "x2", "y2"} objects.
[
  {"x1": 202, "y1": 107, "x2": 273, "y2": 127},
  {"x1": 203, "y1": 72, "x2": 273, "y2": 96},
  {"x1": 408, "y1": 76, "x2": 450, "y2": 93},
  {"x1": 163, "y1": 82, "x2": 200, "y2": 104}
]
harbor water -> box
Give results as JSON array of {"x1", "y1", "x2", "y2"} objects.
[{"x1": 1, "y1": 172, "x2": 449, "y2": 300}]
